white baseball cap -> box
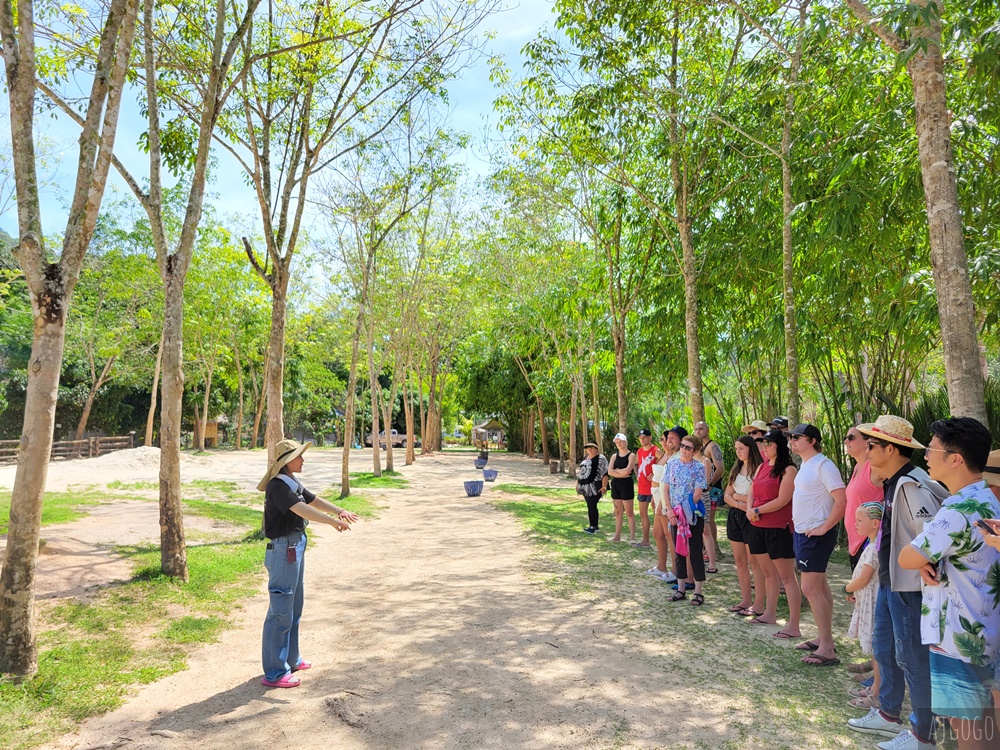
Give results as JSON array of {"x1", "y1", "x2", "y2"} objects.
[{"x1": 613, "y1": 432, "x2": 627, "y2": 442}]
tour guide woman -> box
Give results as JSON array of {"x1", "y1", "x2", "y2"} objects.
[{"x1": 258, "y1": 439, "x2": 358, "y2": 688}]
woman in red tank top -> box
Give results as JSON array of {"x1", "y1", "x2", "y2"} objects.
[{"x1": 744, "y1": 430, "x2": 802, "y2": 638}]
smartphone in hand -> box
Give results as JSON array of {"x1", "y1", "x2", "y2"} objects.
[{"x1": 975, "y1": 519, "x2": 999, "y2": 536}]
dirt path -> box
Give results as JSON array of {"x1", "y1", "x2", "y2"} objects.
[{"x1": 29, "y1": 449, "x2": 863, "y2": 750}]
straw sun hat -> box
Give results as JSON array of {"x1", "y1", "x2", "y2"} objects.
[
  {"x1": 986, "y1": 449, "x2": 1000, "y2": 488},
  {"x1": 257, "y1": 439, "x2": 313, "y2": 491},
  {"x1": 856, "y1": 415, "x2": 924, "y2": 450}
]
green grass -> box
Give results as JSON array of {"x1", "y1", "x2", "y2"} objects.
[
  {"x1": 317, "y1": 488, "x2": 382, "y2": 519},
  {"x1": 107, "y1": 480, "x2": 159, "y2": 491},
  {"x1": 0, "y1": 498, "x2": 266, "y2": 750},
  {"x1": 181, "y1": 498, "x2": 263, "y2": 529},
  {"x1": 0, "y1": 490, "x2": 104, "y2": 535},
  {"x1": 494, "y1": 491, "x2": 878, "y2": 750},
  {"x1": 494, "y1": 483, "x2": 578, "y2": 500},
  {"x1": 348, "y1": 470, "x2": 409, "y2": 489}
]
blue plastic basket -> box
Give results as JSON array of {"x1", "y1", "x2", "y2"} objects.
[
  {"x1": 464, "y1": 480, "x2": 484, "y2": 497},
  {"x1": 474, "y1": 458, "x2": 488, "y2": 469},
  {"x1": 483, "y1": 469, "x2": 498, "y2": 482}
]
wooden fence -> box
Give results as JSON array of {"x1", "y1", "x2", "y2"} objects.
[{"x1": 0, "y1": 434, "x2": 134, "y2": 465}]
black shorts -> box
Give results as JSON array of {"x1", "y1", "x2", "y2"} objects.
[
  {"x1": 747, "y1": 524, "x2": 795, "y2": 560},
  {"x1": 793, "y1": 528, "x2": 839, "y2": 573},
  {"x1": 610, "y1": 480, "x2": 635, "y2": 501},
  {"x1": 726, "y1": 508, "x2": 751, "y2": 543},
  {"x1": 637, "y1": 494, "x2": 652, "y2": 503}
]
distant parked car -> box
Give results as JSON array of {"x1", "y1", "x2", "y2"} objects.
[{"x1": 364, "y1": 429, "x2": 405, "y2": 448}]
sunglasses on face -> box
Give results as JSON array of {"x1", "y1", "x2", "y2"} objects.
[
  {"x1": 866, "y1": 440, "x2": 889, "y2": 450},
  {"x1": 788, "y1": 435, "x2": 802, "y2": 441},
  {"x1": 748, "y1": 430, "x2": 764, "y2": 436},
  {"x1": 757, "y1": 440, "x2": 772, "y2": 447},
  {"x1": 844, "y1": 434, "x2": 859, "y2": 442},
  {"x1": 680, "y1": 444, "x2": 694, "y2": 452}
]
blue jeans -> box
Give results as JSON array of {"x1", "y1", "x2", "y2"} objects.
[
  {"x1": 261, "y1": 532, "x2": 306, "y2": 681},
  {"x1": 872, "y1": 584, "x2": 935, "y2": 741}
]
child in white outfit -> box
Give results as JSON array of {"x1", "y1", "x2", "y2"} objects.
[{"x1": 845, "y1": 501, "x2": 882, "y2": 708}]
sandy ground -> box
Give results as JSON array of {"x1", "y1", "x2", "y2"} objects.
[{"x1": 1, "y1": 448, "x2": 868, "y2": 750}]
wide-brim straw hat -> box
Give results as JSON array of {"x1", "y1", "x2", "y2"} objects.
[
  {"x1": 742, "y1": 420, "x2": 768, "y2": 433},
  {"x1": 857, "y1": 415, "x2": 924, "y2": 450},
  {"x1": 986, "y1": 449, "x2": 1000, "y2": 487},
  {"x1": 257, "y1": 439, "x2": 312, "y2": 491}
]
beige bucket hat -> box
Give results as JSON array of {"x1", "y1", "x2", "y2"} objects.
[
  {"x1": 257, "y1": 439, "x2": 312, "y2": 491},
  {"x1": 742, "y1": 420, "x2": 768, "y2": 433},
  {"x1": 856, "y1": 415, "x2": 924, "y2": 450},
  {"x1": 986, "y1": 449, "x2": 1000, "y2": 487}
]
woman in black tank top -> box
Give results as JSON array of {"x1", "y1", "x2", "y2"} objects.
[{"x1": 607, "y1": 434, "x2": 637, "y2": 543}]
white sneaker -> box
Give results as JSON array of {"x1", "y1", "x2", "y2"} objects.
[
  {"x1": 848, "y1": 708, "x2": 904, "y2": 738},
  {"x1": 877, "y1": 730, "x2": 926, "y2": 750},
  {"x1": 644, "y1": 566, "x2": 663, "y2": 576},
  {"x1": 663, "y1": 571, "x2": 677, "y2": 583}
]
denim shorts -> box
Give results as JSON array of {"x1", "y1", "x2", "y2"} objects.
[
  {"x1": 930, "y1": 649, "x2": 995, "y2": 720},
  {"x1": 637, "y1": 494, "x2": 652, "y2": 503}
]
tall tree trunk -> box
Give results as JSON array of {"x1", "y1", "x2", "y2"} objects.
[
  {"x1": 678, "y1": 220, "x2": 705, "y2": 423},
  {"x1": 145, "y1": 330, "x2": 163, "y2": 447},
  {"x1": 538, "y1": 403, "x2": 549, "y2": 464},
  {"x1": 158, "y1": 271, "x2": 188, "y2": 580},
  {"x1": 233, "y1": 336, "x2": 244, "y2": 450},
  {"x1": 907, "y1": 0, "x2": 986, "y2": 421},
  {"x1": 611, "y1": 319, "x2": 627, "y2": 433},
  {"x1": 780, "y1": 1, "x2": 807, "y2": 425},
  {"x1": 340, "y1": 308, "x2": 364, "y2": 498},
  {"x1": 198, "y1": 366, "x2": 213, "y2": 452},
  {"x1": 843, "y1": 0, "x2": 986, "y2": 422},
  {"x1": 0, "y1": 0, "x2": 139, "y2": 675},
  {"x1": 578, "y1": 373, "x2": 589, "y2": 455},
  {"x1": 418, "y1": 364, "x2": 428, "y2": 455},
  {"x1": 367, "y1": 338, "x2": 382, "y2": 478},
  {"x1": 264, "y1": 270, "x2": 289, "y2": 459},
  {"x1": 556, "y1": 399, "x2": 565, "y2": 473},
  {"x1": 668, "y1": 7, "x2": 704, "y2": 424},
  {"x1": 251, "y1": 353, "x2": 269, "y2": 449},
  {"x1": 426, "y1": 354, "x2": 439, "y2": 453},
  {"x1": 75, "y1": 356, "x2": 114, "y2": 442},
  {"x1": 0, "y1": 317, "x2": 68, "y2": 675},
  {"x1": 382, "y1": 398, "x2": 393, "y2": 473},
  {"x1": 404, "y1": 373, "x2": 415, "y2": 465},
  {"x1": 569, "y1": 382, "x2": 578, "y2": 468},
  {"x1": 526, "y1": 411, "x2": 536, "y2": 457},
  {"x1": 590, "y1": 349, "x2": 603, "y2": 447}
]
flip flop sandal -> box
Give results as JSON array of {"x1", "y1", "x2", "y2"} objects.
[
  {"x1": 795, "y1": 640, "x2": 820, "y2": 651},
  {"x1": 291, "y1": 660, "x2": 312, "y2": 672},
  {"x1": 803, "y1": 654, "x2": 841, "y2": 667},
  {"x1": 707, "y1": 567, "x2": 719, "y2": 574},
  {"x1": 772, "y1": 631, "x2": 799, "y2": 639},
  {"x1": 748, "y1": 617, "x2": 775, "y2": 625},
  {"x1": 849, "y1": 695, "x2": 877, "y2": 709},
  {"x1": 728, "y1": 603, "x2": 750, "y2": 612},
  {"x1": 261, "y1": 673, "x2": 300, "y2": 688},
  {"x1": 737, "y1": 608, "x2": 763, "y2": 618},
  {"x1": 670, "y1": 590, "x2": 687, "y2": 602},
  {"x1": 690, "y1": 593, "x2": 705, "y2": 606}
]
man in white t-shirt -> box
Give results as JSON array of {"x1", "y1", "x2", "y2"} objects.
[{"x1": 787, "y1": 423, "x2": 846, "y2": 667}]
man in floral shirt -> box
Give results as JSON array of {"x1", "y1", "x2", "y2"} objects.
[{"x1": 900, "y1": 418, "x2": 1000, "y2": 750}]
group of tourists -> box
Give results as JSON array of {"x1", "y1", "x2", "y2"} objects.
[{"x1": 575, "y1": 413, "x2": 1000, "y2": 750}]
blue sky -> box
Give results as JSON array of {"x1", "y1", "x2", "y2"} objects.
[{"x1": 0, "y1": 0, "x2": 555, "y2": 238}]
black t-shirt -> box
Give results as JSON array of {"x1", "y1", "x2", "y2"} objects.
[
  {"x1": 878, "y1": 462, "x2": 915, "y2": 587},
  {"x1": 263, "y1": 476, "x2": 316, "y2": 539}
]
